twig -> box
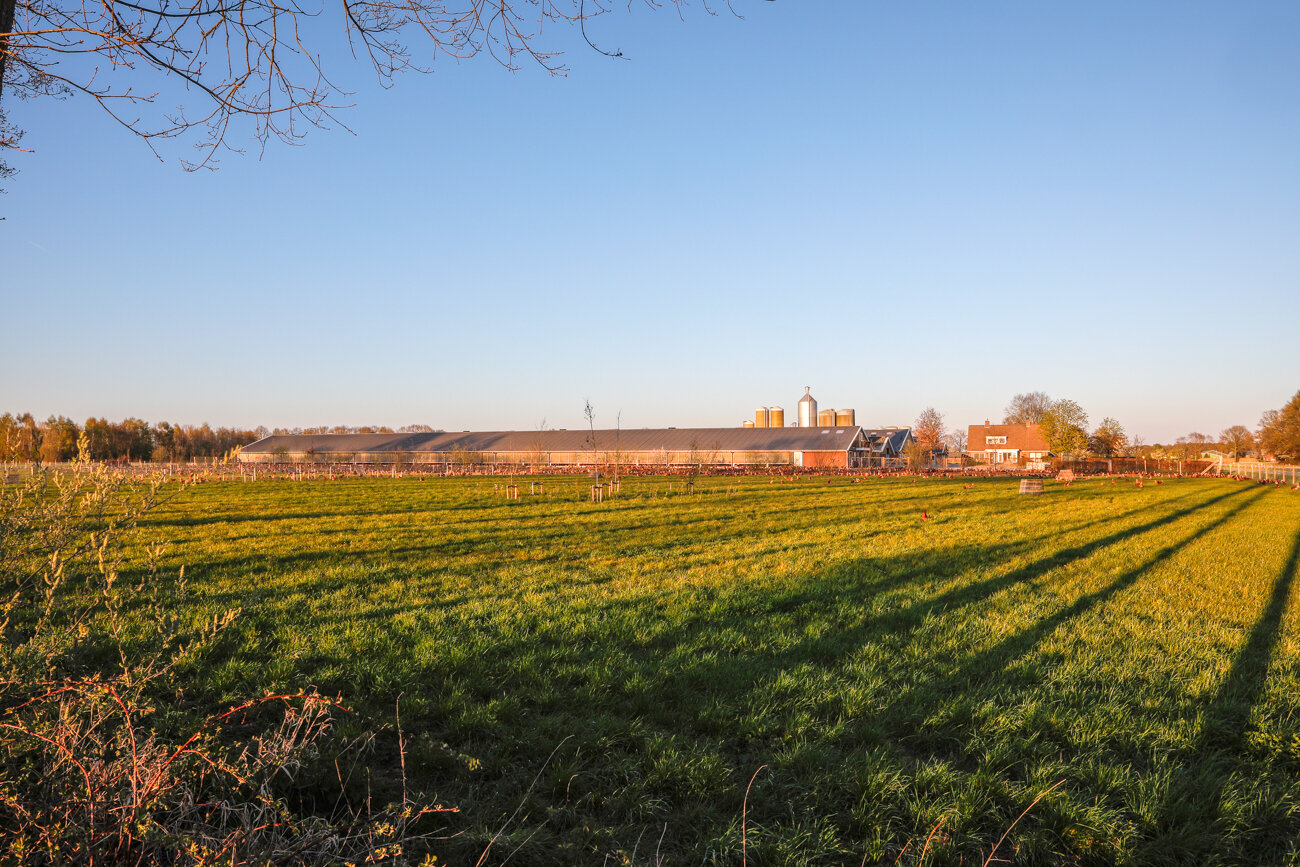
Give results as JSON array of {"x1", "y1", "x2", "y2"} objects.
[
  {"x1": 742, "y1": 764, "x2": 767, "y2": 867},
  {"x1": 981, "y1": 779, "x2": 1065, "y2": 867},
  {"x1": 476, "y1": 734, "x2": 573, "y2": 867}
]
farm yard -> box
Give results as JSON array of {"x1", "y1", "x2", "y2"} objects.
[{"x1": 8, "y1": 472, "x2": 1300, "y2": 865}]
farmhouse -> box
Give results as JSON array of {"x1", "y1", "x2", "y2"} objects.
[
  {"x1": 239, "y1": 426, "x2": 913, "y2": 469},
  {"x1": 965, "y1": 421, "x2": 1051, "y2": 467}
]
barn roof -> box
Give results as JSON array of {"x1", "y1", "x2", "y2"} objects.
[{"x1": 241, "y1": 426, "x2": 869, "y2": 456}]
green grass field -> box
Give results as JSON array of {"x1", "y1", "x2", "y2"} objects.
[{"x1": 128, "y1": 474, "x2": 1300, "y2": 865}]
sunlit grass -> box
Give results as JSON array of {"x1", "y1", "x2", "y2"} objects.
[{"x1": 130, "y1": 474, "x2": 1300, "y2": 865}]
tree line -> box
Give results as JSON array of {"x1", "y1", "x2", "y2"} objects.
[
  {"x1": 905, "y1": 388, "x2": 1300, "y2": 464},
  {"x1": 0, "y1": 416, "x2": 446, "y2": 464},
  {"x1": 0, "y1": 414, "x2": 265, "y2": 463},
  {"x1": 5, "y1": 396, "x2": 1298, "y2": 466}
]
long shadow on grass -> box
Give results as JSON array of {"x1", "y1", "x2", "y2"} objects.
[
  {"x1": 574, "y1": 485, "x2": 1248, "y2": 683},
  {"x1": 873, "y1": 486, "x2": 1270, "y2": 754},
  {"x1": 169, "y1": 486, "x2": 1160, "y2": 608},
  {"x1": 388, "y1": 484, "x2": 1261, "y2": 864},
  {"x1": 644, "y1": 485, "x2": 1257, "y2": 709},
  {"x1": 195, "y1": 485, "x2": 1209, "y2": 628},
  {"x1": 497, "y1": 486, "x2": 1265, "y2": 863},
  {"x1": 454, "y1": 485, "x2": 1254, "y2": 740},
  {"x1": 1137, "y1": 524, "x2": 1300, "y2": 864}
]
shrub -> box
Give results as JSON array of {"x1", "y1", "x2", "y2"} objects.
[{"x1": 0, "y1": 449, "x2": 448, "y2": 864}]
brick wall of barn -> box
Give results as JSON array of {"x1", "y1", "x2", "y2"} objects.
[{"x1": 800, "y1": 451, "x2": 849, "y2": 468}]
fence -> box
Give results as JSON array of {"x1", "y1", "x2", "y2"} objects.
[
  {"x1": 1220, "y1": 461, "x2": 1300, "y2": 485},
  {"x1": 1056, "y1": 457, "x2": 1211, "y2": 476}
]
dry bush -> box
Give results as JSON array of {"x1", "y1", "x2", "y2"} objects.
[{"x1": 0, "y1": 443, "x2": 450, "y2": 865}]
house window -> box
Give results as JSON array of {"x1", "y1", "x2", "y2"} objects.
[{"x1": 986, "y1": 436, "x2": 1007, "y2": 445}]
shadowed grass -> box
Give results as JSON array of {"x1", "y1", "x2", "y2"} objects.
[{"x1": 116, "y1": 474, "x2": 1300, "y2": 865}]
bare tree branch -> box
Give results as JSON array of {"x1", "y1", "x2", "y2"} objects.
[{"x1": 2, "y1": 0, "x2": 741, "y2": 172}]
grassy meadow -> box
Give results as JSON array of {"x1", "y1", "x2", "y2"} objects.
[{"x1": 125, "y1": 474, "x2": 1300, "y2": 865}]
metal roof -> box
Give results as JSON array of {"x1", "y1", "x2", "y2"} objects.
[{"x1": 241, "y1": 426, "x2": 869, "y2": 455}]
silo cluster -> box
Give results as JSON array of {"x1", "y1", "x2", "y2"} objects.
[
  {"x1": 746, "y1": 388, "x2": 856, "y2": 428},
  {"x1": 752, "y1": 406, "x2": 786, "y2": 429}
]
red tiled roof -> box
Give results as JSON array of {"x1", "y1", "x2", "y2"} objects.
[{"x1": 966, "y1": 423, "x2": 1050, "y2": 454}]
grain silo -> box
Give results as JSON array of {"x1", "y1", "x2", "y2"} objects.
[
  {"x1": 742, "y1": 420, "x2": 755, "y2": 429},
  {"x1": 836, "y1": 409, "x2": 855, "y2": 427},
  {"x1": 818, "y1": 408, "x2": 836, "y2": 427},
  {"x1": 798, "y1": 388, "x2": 817, "y2": 428},
  {"x1": 769, "y1": 407, "x2": 785, "y2": 428},
  {"x1": 755, "y1": 407, "x2": 769, "y2": 428}
]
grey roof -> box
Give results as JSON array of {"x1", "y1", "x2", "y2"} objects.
[
  {"x1": 241, "y1": 426, "x2": 869, "y2": 456},
  {"x1": 860, "y1": 428, "x2": 912, "y2": 455}
]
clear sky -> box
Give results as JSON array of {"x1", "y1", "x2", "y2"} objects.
[{"x1": 3, "y1": 1, "x2": 1298, "y2": 443}]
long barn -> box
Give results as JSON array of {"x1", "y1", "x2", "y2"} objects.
[{"x1": 237, "y1": 426, "x2": 913, "y2": 469}]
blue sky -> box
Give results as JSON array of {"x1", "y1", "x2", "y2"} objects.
[{"x1": 3, "y1": 1, "x2": 1298, "y2": 442}]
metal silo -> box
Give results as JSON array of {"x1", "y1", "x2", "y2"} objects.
[
  {"x1": 769, "y1": 407, "x2": 785, "y2": 428},
  {"x1": 818, "y1": 409, "x2": 836, "y2": 427},
  {"x1": 755, "y1": 407, "x2": 769, "y2": 428},
  {"x1": 798, "y1": 387, "x2": 817, "y2": 428},
  {"x1": 743, "y1": 420, "x2": 755, "y2": 428},
  {"x1": 836, "y1": 409, "x2": 855, "y2": 427}
]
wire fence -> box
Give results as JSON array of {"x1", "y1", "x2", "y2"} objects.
[{"x1": 1219, "y1": 461, "x2": 1300, "y2": 485}]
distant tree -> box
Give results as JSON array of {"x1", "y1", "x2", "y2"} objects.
[
  {"x1": 609, "y1": 411, "x2": 629, "y2": 479},
  {"x1": 525, "y1": 418, "x2": 549, "y2": 470},
  {"x1": 1039, "y1": 399, "x2": 1089, "y2": 457},
  {"x1": 1219, "y1": 425, "x2": 1254, "y2": 459},
  {"x1": 1004, "y1": 391, "x2": 1052, "y2": 426},
  {"x1": 1174, "y1": 431, "x2": 1212, "y2": 461},
  {"x1": 1089, "y1": 418, "x2": 1127, "y2": 458},
  {"x1": 944, "y1": 428, "x2": 968, "y2": 455},
  {"x1": 583, "y1": 399, "x2": 600, "y2": 476},
  {"x1": 0, "y1": 413, "x2": 16, "y2": 461},
  {"x1": 903, "y1": 439, "x2": 930, "y2": 471},
  {"x1": 39, "y1": 415, "x2": 79, "y2": 463},
  {"x1": 11, "y1": 413, "x2": 42, "y2": 463},
  {"x1": 122, "y1": 418, "x2": 153, "y2": 461},
  {"x1": 1258, "y1": 391, "x2": 1300, "y2": 460},
  {"x1": 913, "y1": 407, "x2": 946, "y2": 451}
]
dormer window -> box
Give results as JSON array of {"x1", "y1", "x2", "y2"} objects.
[{"x1": 986, "y1": 436, "x2": 1007, "y2": 445}]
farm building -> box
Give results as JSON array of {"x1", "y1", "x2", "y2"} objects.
[
  {"x1": 238, "y1": 426, "x2": 914, "y2": 469},
  {"x1": 965, "y1": 422, "x2": 1051, "y2": 467}
]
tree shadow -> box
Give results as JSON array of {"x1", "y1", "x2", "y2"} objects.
[
  {"x1": 461, "y1": 485, "x2": 1259, "y2": 739},
  {"x1": 1139, "y1": 523, "x2": 1300, "y2": 863},
  {"x1": 873, "y1": 486, "x2": 1269, "y2": 737}
]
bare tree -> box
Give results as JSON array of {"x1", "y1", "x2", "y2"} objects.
[
  {"x1": 1003, "y1": 391, "x2": 1052, "y2": 426},
  {"x1": 1219, "y1": 425, "x2": 1254, "y2": 459},
  {"x1": 1, "y1": 0, "x2": 736, "y2": 174},
  {"x1": 912, "y1": 407, "x2": 945, "y2": 467},
  {"x1": 913, "y1": 407, "x2": 945, "y2": 450},
  {"x1": 583, "y1": 399, "x2": 599, "y2": 477}
]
